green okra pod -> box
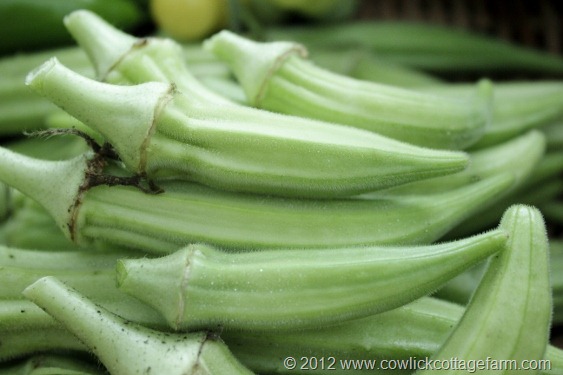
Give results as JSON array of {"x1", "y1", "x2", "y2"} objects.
[
  {"x1": 64, "y1": 10, "x2": 233, "y2": 106},
  {"x1": 116, "y1": 229, "x2": 506, "y2": 330},
  {"x1": 0, "y1": 354, "x2": 104, "y2": 375},
  {"x1": 308, "y1": 47, "x2": 443, "y2": 87},
  {"x1": 444, "y1": 150, "x2": 563, "y2": 238},
  {"x1": 4, "y1": 296, "x2": 563, "y2": 374},
  {"x1": 205, "y1": 30, "x2": 492, "y2": 150},
  {"x1": 0, "y1": 147, "x2": 512, "y2": 252},
  {"x1": 23, "y1": 277, "x2": 254, "y2": 375},
  {"x1": 264, "y1": 22, "x2": 563, "y2": 75},
  {"x1": 542, "y1": 121, "x2": 563, "y2": 151},
  {"x1": 419, "y1": 80, "x2": 563, "y2": 149},
  {"x1": 26, "y1": 57, "x2": 469, "y2": 198},
  {"x1": 418, "y1": 205, "x2": 552, "y2": 374},
  {"x1": 377, "y1": 130, "x2": 545, "y2": 196}
]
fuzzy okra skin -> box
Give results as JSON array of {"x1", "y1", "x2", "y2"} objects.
[
  {"x1": 116, "y1": 229, "x2": 506, "y2": 331},
  {"x1": 0, "y1": 146, "x2": 512, "y2": 252},
  {"x1": 419, "y1": 81, "x2": 563, "y2": 149},
  {"x1": 23, "y1": 277, "x2": 254, "y2": 375},
  {"x1": 3, "y1": 297, "x2": 563, "y2": 375},
  {"x1": 376, "y1": 130, "x2": 545, "y2": 196},
  {"x1": 205, "y1": 30, "x2": 492, "y2": 150},
  {"x1": 417, "y1": 205, "x2": 552, "y2": 375},
  {"x1": 26, "y1": 58, "x2": 470, "y2": 198}
]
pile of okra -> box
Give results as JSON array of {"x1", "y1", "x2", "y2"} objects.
[{"x1": 1, "y1": 8, "x2": 563, "y2": 375}]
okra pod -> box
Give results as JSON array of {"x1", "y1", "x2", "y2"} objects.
[
  {"x1": 264, "y1": 21, "x2": 563, "y2": 75},
  {"x1": 23, "y1": 277, "x2": 254, "y2": 375},
  {"x1": 543, "y1": 121, "x2": 563, "y2": 151},
  {"x1": 0, "y1": 147, "x2": 511, "y2": 252},
  {"x1": 445, "y1": 150, "x2": 563, "y2": 238},
  {"x1": 116, "y1": 229, "x2": 506, "y2": 330},
  {"x1": 27, "y1": 58, "x2": 469, "y2": 198},
  {"x1": 0, "y1": 354, "x2": 103, "y2": 375},
  {"x1": 378, "y1": 130, "x2": 545, "y2": 196},
  {"x1": 0, "y1": 183, "x2": 9, "y2": 223},
  {"x1": 419, "y1": 205, "x2": 552, "y2": 374},
  {"x1": 4, "y1": 295, "x2": 563, "y2": 374},
  {"x1": 308, "y1": 47, "x2": 443, "y2": 87},
  {"x1": 420, "y1": 80, "x2": 563, "y2": 149},
  {"x1": 205, "y1": 30, "x2": 492, "y2": 150}
]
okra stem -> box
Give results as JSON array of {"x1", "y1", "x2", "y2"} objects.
[
  {"x1": 117, "y1": 229, "x2": 506, "y2": 330},
  {"x1": 23, "y1": 277, "x2": 254, "y2": 375},
  {"x1": 64, "y1": 10, "x2": 233, "y2": 106},
  {"x1": 205, "y1": 30, "x2": 492, "y2": 150},
  {"x1": 27, "y1": 58, "x2": 470, "y2": 198},
  {"x1": 0, "y1": 148, "x2": 89, "y2": 240}
]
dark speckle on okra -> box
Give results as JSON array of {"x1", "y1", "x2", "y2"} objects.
[
  {"x1": 26, "y1": 57, "x2": 470, "y2": 199},
  {"x1": 22, "y1": 277, "x2": 254, "y2": 375}
]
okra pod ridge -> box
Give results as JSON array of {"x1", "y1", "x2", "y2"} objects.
[
  {"x1": 117, "y1": 229, "x2": 506, "y2": 331},
  {"x1": 205, "y1": 30, "x2": 493, "y2": 150},
  {"x1": 418, "y1": 205, "x2": 552, "y2": 373}
]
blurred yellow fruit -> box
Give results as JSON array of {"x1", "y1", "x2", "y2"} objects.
[{"x1": 150, "y1": 0, "x2": 226, "y2": 41}]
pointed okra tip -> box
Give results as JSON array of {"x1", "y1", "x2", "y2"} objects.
[
  {"x1": 204, "y1": 30, "x2": 308, "y2": 105},
  {"x1": 64, "y1": 9, "x2": 138, "y2": 79}
]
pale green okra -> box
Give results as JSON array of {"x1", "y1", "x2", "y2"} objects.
[
  {"x1": 116, "y1": 229, "x2": 506, "y2": 330},
  {"x1": 419, "y1": 80, "x2": 563, "y2": 149},
  {"x1": 205, "y1": 30, "x2": 492, "y2": 150},
  {"x1": 23, "y1": 277, "x2": 254, "y2": 375},
  {"x1": 0, "y1": 146, "x2": 512, "y2": 252},
  {"x1": 418, "y1": 205, "x2": 552, "y2": 374},
  {"x1": 26, "y1": 55, "x2": 470, "y2": 198},
  {"x1": 0, "y1": 354, "x2": 104, "y2": 375},
  {"x1": 3, "y1": 295, "x2": 563, "y2": 375}
]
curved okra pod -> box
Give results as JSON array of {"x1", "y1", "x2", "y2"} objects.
[
  {"x1": 23, "y1": 277, "x2": 254, "y2": 375},
  {"x1": 26, "y1": 58, "x2": 469, "y2": 198},
  {"x1": 204, "y1": 30, "x2": 492, "y2": 150},
  {"x1": 0, "y1": 146, "x2": 511, "y2": 252},
  {"x1": 116, "y1": 229, "x2": 506, "y2": 330},
  {"x1": 417, "y1": 205, "x2": 552, "y2": 374}
]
